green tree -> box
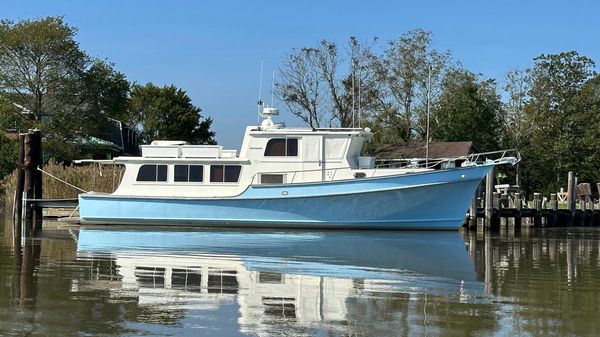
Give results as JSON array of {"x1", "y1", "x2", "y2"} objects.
[
  {"x1": 80, "y1": 60, "x2": 131, "y2": 122},
  {"x1": 521, "y1": 51, "x2": 596, "y2": 193},
  {"x1": 432, "y1": 68, "x2": 503, "y2": 151},
  {"x1": 0, "y1": 17, "x2": 132, "y2": 163},
  {"x1": 570, "y1": 74, "x2": 600, "y2": 184},
  {"x1": 129, "y1": 83, "x2": 215, "y2": 145},
  {"x1": 374, "y1": 29, "x2": 451, "y2": 142},
  {"x1": 0, "y1": 17, "x2": 86, "y2": 123}
]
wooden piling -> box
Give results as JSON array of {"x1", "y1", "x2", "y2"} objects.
[
  {"x1": 549, "y1": 193, "x2": 558, "y2": 227},
  {"x1": 468, "y1": 194, "x2": 478, "y2": 230},
  {"x1": 567, "y1": 171, "x2": 576, "y2": 226},
  {"x1": 31, "y1": 131, "x2": 43, "y2": 230},
  {"x1": 485, "y1": 168, "x2": 494, "y2": 229},
  {"x1": 23, "y1": 133, "x2": 34, "y2": 220},
  {"x1": 14, "y1": 134, "x2": 25, "y2": 220},
  {"x1": 533, "y1": 193, "x2": 542, "y2": 227},
  {"x1": 514, "y1": 192, "x2": 522, "y2": 229},
  {"x1": 491, "y1": 192, "x2": 501, "y2": 230},
  {"x1": 579, "y1": 197, "x2": 586, "y2": 226},
  {"x1": 13, "y1": 130, "x2": 43, "y2": 232}
]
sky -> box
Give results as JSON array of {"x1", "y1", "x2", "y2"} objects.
[{"x1": 3, "y1": 0, "x2": 599, "y2": 149}]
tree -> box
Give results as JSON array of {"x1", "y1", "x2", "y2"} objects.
[
  {"x1": 0, "y1": 17, "x2": 133, "y2": 163},
  {"x1": 276, "y1": 38, "x2": 379, "y2": 128},
  {"x1": 129, "y1": 83, "x2": 215, "y2": 145},
  {"x1": 374, "y1": 29, "x2": 451, "y2": 142},
  {"x1": 502, "y1": 69, "x2": 531, "y2": 151},
  {"x1": 521, "y1": 51, "x2": 596, "y2": 193},
  {"x1": 0, "y1": 17, "x2": 87, "y2": 123},
  {"x1": 432, "y1": 68, "x2": 503, "y2": 151},
  {"x1": 276, "y1": 46, "x2": 324, "y2": 128},
  {"x1": 572, "y1": 75, "x2": 600, "y2": 184},
  {"x1": 80, "y1": 60, "x2": 131, "y2": 122}
]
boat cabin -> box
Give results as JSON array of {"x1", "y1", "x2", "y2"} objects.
[{"x1": 105, "y1": 108, "x2": 425, "y2": 198}]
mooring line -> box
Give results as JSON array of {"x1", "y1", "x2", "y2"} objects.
[{"x1": 36, "y1": 167, "x2": 89, "y2": 193}]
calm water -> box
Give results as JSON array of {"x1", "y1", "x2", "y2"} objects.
[{"x1": 1, "y1": 219, "x2": 600, "y2": 337}]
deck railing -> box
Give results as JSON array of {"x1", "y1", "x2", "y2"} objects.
[{"x1": 250, "y1": 149, "x2": 520, "y2": 185}]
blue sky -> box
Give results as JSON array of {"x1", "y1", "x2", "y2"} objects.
[{"x1": 4, "y1": 0, "x2": 599, "y2": 149}]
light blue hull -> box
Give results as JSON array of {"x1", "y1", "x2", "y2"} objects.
[
  {"x1": 78, "y1": 165, "x2": 493, "y2": 230},
  {"x1": 77, "y1": 229, "x2": 479, "y2": 282}
]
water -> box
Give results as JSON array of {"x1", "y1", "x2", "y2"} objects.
[{"x1": 2, "y1": 220, "x2": 600, "y2": 337}]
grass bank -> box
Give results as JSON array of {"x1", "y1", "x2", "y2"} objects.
[{"x1": 2, "y1": 162, "x2": 123, "y2": 211}]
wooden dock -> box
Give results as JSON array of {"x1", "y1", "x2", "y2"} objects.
[{"x1": 465, "y1": 170, "x2": 599, "y2": 230}]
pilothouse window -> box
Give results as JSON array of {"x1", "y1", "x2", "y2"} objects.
[
  {"x1": 136, "y1": 164, "x2": 167, "y2": 182},
  {"x1": 264, "y1": 138, "x2": 298, "y2": 157}
]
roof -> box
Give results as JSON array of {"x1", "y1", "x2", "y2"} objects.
[{"x1": 374, "y1": 141, "x2": 479, "y2": 160}]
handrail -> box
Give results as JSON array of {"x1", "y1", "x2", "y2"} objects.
[{"x1": 248, "y1": 149, "x2": 521, "y2": 185}]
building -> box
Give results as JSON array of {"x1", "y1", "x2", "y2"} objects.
[{"x1": 374, "y1": 141, "x2": 480, "y2": 169}]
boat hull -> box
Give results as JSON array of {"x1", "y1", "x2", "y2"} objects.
[{"x1": 78, "y1": 165, "x2": 493, "y2": 230}]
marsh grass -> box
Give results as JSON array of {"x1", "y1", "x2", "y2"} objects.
[{"x1": 2, "y1": 162, "x2": 124, "y2": 210}]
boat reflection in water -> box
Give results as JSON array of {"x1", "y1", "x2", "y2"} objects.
[{"x1": 77, "y1": 226, "x2": 484, "y2": 336}]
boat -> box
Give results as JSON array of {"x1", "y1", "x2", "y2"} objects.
[{"x1": 77, "y1": 106, "x2": 517, "y2": 229}]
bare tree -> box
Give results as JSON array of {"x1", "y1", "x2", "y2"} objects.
[
  {"x1": 275, "y1": 47, "x2": 324, "y2": 128},
  {"x1": 276, "y1": 38, "x2": 378, "y2": 128},
  {"x1": 502, "y1": 68, "x2": 532, "y2": 150}
]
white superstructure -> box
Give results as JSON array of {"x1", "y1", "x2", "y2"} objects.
[{"x1": 99, "y1": 107, "x2": 429, "y2": 198}]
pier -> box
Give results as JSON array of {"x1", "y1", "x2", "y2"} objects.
[{"x1": 466, "y1": 169, "x2": 600, "y2": 230}]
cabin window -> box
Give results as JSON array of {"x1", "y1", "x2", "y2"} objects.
[
  {"x1": 174, "y1": 165, "x2": 204, "y2": 182},
  {"x1": 210, "y1": 165, "x2": 242, "y2": 183},
  {"x1": 264, "y1": 138, "x2": 298, "y2": 157},
  {"x1": 260, "y1": 174, "x2": 285, "y2": 184},
  {"x1": 136, "y1": 164, "x2": 168, "y2": 182}
]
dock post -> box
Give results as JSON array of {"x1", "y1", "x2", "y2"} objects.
[
  {"x1": 579, "y1": 197, "x2": 586, "y2": 226},
  {"x1": 14, "y1": 134, "x2": 25, "y2": 220},
  {"x1": 23, "y1": 131, "x2": 42, "y2": 222},
  {"x1": 549, "y1": 193, "x2": 557, "y2": 227},
  {"x1": 533, "y1": 193, "x2": 542, "y2": 227},
  {"x1": 468, "y1": 194, "x2": 478, "y2": 230},
  {"x1": 593, "y1": 199, "x2": 596, "y2": 226},
  {"x1": 514, "y1": 192, "x2": 522, "y2": 229},
  {"x1": 500, "y1": 192, "x2": 508, "y2": 228},
  {"x1": 31, "y1": 131, "x2": 43, "y2": 231},
  {"x1": 549, "y1": 193, "x2": 558, "y2": 227},
  {"x1": 14, "y1": 130, "x2": 43, "y2": 234},
  {"x1": 485, "y1": 168, "x2": 494, "y2": 229},
  {"x1": 595, "y1": 198, "x2": 599, "y2": 226},
  {"x1": 491, "y1": 192, "x2": 500, "y2": 230},
  {"x1": 567, "y1": 171, "x2": 576, "y2": 226}
]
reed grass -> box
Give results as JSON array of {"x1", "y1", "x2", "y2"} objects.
[{"x1": 2, "y1": 162, "x2": 124, "y2": 210}]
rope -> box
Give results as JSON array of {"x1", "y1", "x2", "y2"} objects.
[
  {"x1": 37, "y1": 167, "x2": 89, "y2": 193},
  {"x1": 68, "y1": 205, "x2": 80, "y2": 218}
]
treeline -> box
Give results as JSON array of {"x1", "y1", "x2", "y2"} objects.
[
  {"x1": 0, "y1": 17, "x2": 215, "y2": 180},
  {"x1": 275, "y1": 30, "x2": 600, "y2": 194},
  {"x1": 1, "y1": 18, "x2": 599, "y2": 195}
]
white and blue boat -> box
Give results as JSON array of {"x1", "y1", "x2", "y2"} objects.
[{"x1": 78, "y1": 107, "x2": 517, "y2": 229}]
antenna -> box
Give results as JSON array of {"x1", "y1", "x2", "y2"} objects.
[
  {"x1": 271, "y1": 70, "x2": 275, "y2": 107},
  {"x1": 426, "y1": 65, "x2": 432, "y2": 167},
  {"x1": 257, "y1": 60, "x2": 264, "y2": 126},
  {"x1": 351, "y1": 48, "x2": 355, "y2": 128},
  {"x1": 358, "y1": 75, "x2": 362, "y2": 128}
]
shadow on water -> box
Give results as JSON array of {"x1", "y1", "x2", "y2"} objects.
[{"x1": 2, "y1": 217, "x2": 600, "y2": 336}]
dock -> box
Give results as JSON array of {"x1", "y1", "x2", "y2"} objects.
[{"x1": 465, "y1": 170, "x2": 599, "y2": 230}]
